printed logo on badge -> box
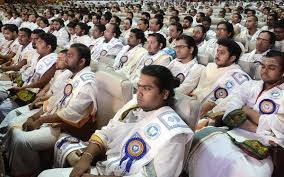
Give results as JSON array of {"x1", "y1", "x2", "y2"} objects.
[
  {"x1": 225, "y1": 80, "x2": 234, "y2": 90},
  {"x1": 144, "y1": 123, "x2": 161, "y2": 140},
  {"x1": 64, "y1": 84, "x2": 73, "y2": 96},
  {"x1": 259, "y1": 99, "x2": 276, "y2": 114},
  {"x1": 270, "y1": 90, "x2": 281, "y2": 99},
  {"x1": 214, "y1": 87, "x2": 228, "y2": 99},
  {"x1": 100, "y1": 50, "x2": 107, "y2": 56},
  {"x1": 144, "y1": 58, "x2": 153, "y2": 66},
  {"x1": 176, "y1": 73, "x2": 185, "y2": 83}
]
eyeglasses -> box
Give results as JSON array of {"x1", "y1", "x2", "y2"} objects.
[{"x1": 174, "y1": 45, "x2": 189, "y2": 49}]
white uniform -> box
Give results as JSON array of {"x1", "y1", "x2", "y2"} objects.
[
  {"x1": 71, "y1": 35, "x2": 92, "y2": 47},
  {"x1": 204, "y1": 39, "x2": 245, "y2": 61},
  {"x1": 167, "y1": 58, "x2": 205, "y2": 95},
  {"x1": 0, "y1": 38, "x2": 20, "y2": 56},
  {"x1": 19, "y1": 21, "x2": 38, "y2": 30},
  {"x1": 120, "y1": 28, "x2": 131, "y2": 45},
  {"x1": 239, "y1": 49, "x2": 269, "y2": 63},
  {"x1": 6, "y1": 66, "x2": 97, "y2": 177},
  {"x1": 0, "y1": 69, "x2": 73, "y2": 138},
  {"x1": 113, "y1": 45, "x2": 147, "y2": 73},
  {"x1": 90, "y1": 37, "x2": 123, "y2": 62},
  {"x1": 52, "y1": 28, "x2": 69, "y2": 49},
  {"x1": 129, "y1": 50, "x2": 172, "y2": 84},
  {"x1": 0, "y1": 53, "x2": 57, "y2": 119},
  {"x1": 197, "y1": 40, "x2": 208, "y2": 55},
  {"x1": 187, "y1": 80, "x2": 283, "y2": 177},
  {"x1": 39, "y1": 96, "x2": 194, "y2": 177},
  {"x1": 191, "y1": 63, "x2": 250, "y2": 103},
  {"x1": 274, "y1": 40, "x2": 284, "y2": 52},
  {"x1": 237, "y1": 28, "x2": 261, "y2": 43}
]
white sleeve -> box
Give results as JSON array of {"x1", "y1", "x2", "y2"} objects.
[
  {"x1": 223, "y1": 81, "x2": 252, "y2": 116},
  {"x1": 175, "y1": 65, "x2": 205, "y2": 95}
]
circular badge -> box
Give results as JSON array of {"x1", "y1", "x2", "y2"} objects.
[
  {"x1": 125, "y1": 137, "x2": 147, "y2": 160},
  {"x1": 100, "y1": 50, "x2": 107, "y2": 56},
  {"x1": 144, "y1": 124, "x2": 161, "y2": 140},
  {"x1": 259, "y1": 99, "x2": 276, "y2": 114},
  {"x1": 64, "y1": 84, "x2": 73, "y2": 96},
  {"x1": 176, "y1": 73, "x2": 185, "y2": 83},
  {"x1": 214, "y1": 87, "x2": 228, "y2": 99},
  {"x1": 120, "y1": 56, "x2": 128, "y2": 64},
  {"x1": 144, "y1": 58, "x2": 153, "y2": 66}
]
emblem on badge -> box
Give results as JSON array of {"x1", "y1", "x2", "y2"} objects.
[
  {"x1": 214, "y1": 87, "x2": 228, "y2": 99},
  {"x1": 259, "y1": 99, "x2": 276, "y2": 114}
]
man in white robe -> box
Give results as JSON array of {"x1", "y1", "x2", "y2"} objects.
[
  {"x1": 90, "y1": 23, "x2": 123, "y2": 63},
  {"x1": 168, "y1": 35, "x2": 204, "y2": 95},
  {"x1": 186, "y1": 50, "x2": 284, "y2": 177},
  {"x1": 0, "y1": 24, "x2": 20, "y2": 65},
  {"x1": 51, "y1": 18, "x2": 69, "y2": 49},
  {"x1": 5, "y1": 43, "x2": 98, "y2": 177},
  {"x1": 192, "y1": 25, "x2": 207, "y2": 55},
  {"x1": 0, "y1": 50, "x2": 72, "y2": 138},
  {"x1": 69, "y1": 22, "x2": 93, "y2": 48},
  {"x1": 114, "y1": 28, "x2": 147, "y2": 76},
  {"x1": 39, "y1": 65, "x2": 193, "y2": 177},
  {"x1": 240, "y1": 31, "x2": 275, "y2": 63},
  {"x1": 0, "y1": 28, "x2": 34, "y2": 75},
  {"x1": 191, "y1": 38, "x2": 250, "y2": 115},
  {"x1": 237, "y1": 16, "x2": 260, "y2": 44},
  {"x1": 128, "y1": 33, "x2": 172, "y2": 84},
  {"x1": 0, "y1": 33, "x2": 58, "y2": 119},
  {"x1": 273, "y1": 22, "x2": 284, "y2": 52}
]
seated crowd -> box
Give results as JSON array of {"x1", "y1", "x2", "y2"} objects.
[{"x1": 0, "y1": 0, "x2": 283, "y2": 177}]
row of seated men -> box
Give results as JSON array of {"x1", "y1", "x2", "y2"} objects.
[{"x1": 0, "y1": 18, "x2": 283, "y2": 177}]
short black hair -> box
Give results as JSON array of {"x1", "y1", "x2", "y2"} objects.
[
  {"x1": 70, "y1": 43, "x2": 91, "y2": 67},
  {"x1": 184, "y1": 16, "x2": 193, "y2": 23},
  {"x1": 153, "y1": 16, "x2": 164, "y2": 29},
  {"x1": 265, "y1": 50, "x2": 284, "y2": 72},
  {"x1": 38, "y1": 33, "x2": 57, "y2": 52},
  {"x1": 195, "y1": 24, "x2": 206, "y2": 34},
  {"x1": 141, "y1": 65, "x2": 180, "y2": 107},
  {"x1": 141, "y1": 12, "x2": 150, "y2": 20},
  {"x1": 67, "y1": 21, "x2": 77, "y2": 28},
  {"x1": 39, "y1": 17, "x2": 49, "y2": 26},
  {"x1": 109, "y1": 23, "x2": 122, "y2": 38},
  {"x1": 111, "y1": 15, "x2": 121, "y2": 26},
  {"x1": 130, "y1": 28, "x2": 147, "y2": 45},
  {"x1": 103, "y1": 11, "x2": 112, "y2": 22},
  {"x1": 32, "y1": 29, "x2": 45, "y2": 35},
  {"x1": 217, "y1": 21, "x2": 234, "y2": 38},
  {"x1": 77, "y1": 22, "x2": 91, "y2": 35},
  {"x1": 203, "y1": 16, "x2": 212, "y2": 24},
  {"x1": 259, "y1": 30, "x2": 276, "y2": 46},
  {"x1": 233, "y1": 13, "x2": 242, "y2": 22},
  {"x1": 274, "y1": 20, "x2": 284, "y2": 29},
  {"x1": 170, "y1": 22, "x2": 183, "y2": 34},
  {"x1": 59, "y1": 49, "x2": 68, "y2": 55},
  {"x1": 176, "y1": 35, "x2": 198, "y2": 58},
  {"x1": 148, "y1": 33, "x2": 166, "y2": 49},
  {"x1": 217, "y1": 38, "x2": 242, "y2": 63},
  {"x1": 246, "y1": 9, "x2": 256, "y2": 15},
  {"x1": 170, "y1": 16, "x2": 180, "y2": 23},
  {"x1": 94, "y1": 24, "x2": 106, "y2": 33},
  {"x1": 53, "y1": 18, "x2": 65, "y2": 27},
  {"x1": 3, "y1": 24, "x2": 18, "y2": 33},
  {"x1": 19, "y1": 28, "x2": 32, "y2": 37}
]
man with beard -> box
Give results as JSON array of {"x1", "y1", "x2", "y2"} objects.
[{"x1": 192, "y1": 25, "x2": 207, "y2": 55}]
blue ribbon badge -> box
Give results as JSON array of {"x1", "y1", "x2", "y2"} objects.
[{"x1": 119, "y1": 133, "x2": 148, "y2": 173}]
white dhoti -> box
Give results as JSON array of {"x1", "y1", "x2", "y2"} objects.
[
  {"x1": 7, "y1": 126, "x2": 61, "y2": 176},
  {"x1": 187, "y1": 129, "x2": 273, "y2": 177},
  {"x1": 38, "y1": 167, "x2": 99, "y2": 177},
  {"x1": 0, "y1": 105, "x2": 40, "y2": 139}
]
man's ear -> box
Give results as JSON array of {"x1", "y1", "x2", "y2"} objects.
[
  {"x1": 163, "y1": 90, "x2": 170, "y2": 100},
  {"x1": 229, "y1": 55, "x2": 236, "y2": 63},
  {"x1": 80, "y1": 58, "x2": 86, "y2": 67}
]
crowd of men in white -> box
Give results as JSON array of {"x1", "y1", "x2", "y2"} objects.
[{"x1": 0, "y1": 0, "x2": 283, "y2": 177}]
